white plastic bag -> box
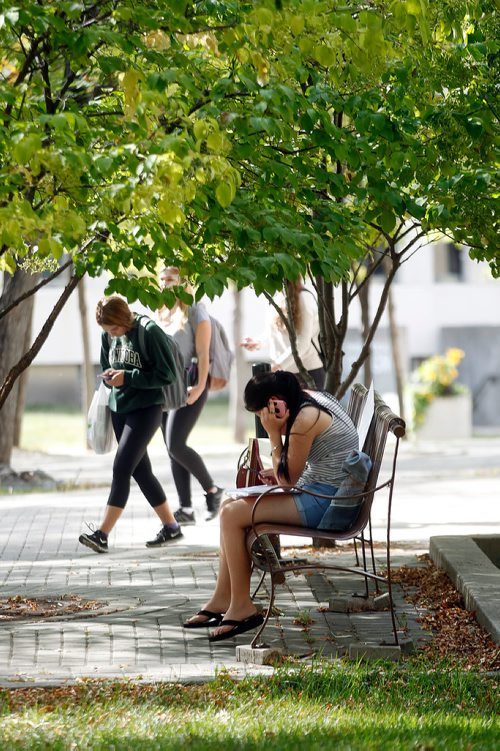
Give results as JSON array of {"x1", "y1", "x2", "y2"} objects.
[{"x1": 87, "y1": 382, "x2": 114, "y2": 454}]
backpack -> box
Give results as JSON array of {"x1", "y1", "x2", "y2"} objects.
[
  {"x1": 207, "y1": 315, "x2": 234, "y2": 391},
  {"x1": 188, "y1": 309, "x2": 234, "y2": 391},
  {"x1": 136, "y1": 316, "x2": 188, "y2": 411}
]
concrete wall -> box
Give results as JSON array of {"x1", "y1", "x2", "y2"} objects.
[{"x1": 440, "y1": 327, "x2": 500, "y2": 427}]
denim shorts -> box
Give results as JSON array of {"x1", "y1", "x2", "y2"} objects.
[{"x1": 293, "y1": 482, "x2": 339, "y2": 528}]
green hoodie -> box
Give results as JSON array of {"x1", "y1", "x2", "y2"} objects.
[{"x1": 100, "y1": 314, "x2": 176, "y2": 413}]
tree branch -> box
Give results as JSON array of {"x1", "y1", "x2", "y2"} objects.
[
  {"x1": 262, "y1": 289, "x2": 314, "y2": 387},
  {"x1": 40, "y1": 42, "x2": 55, "y2": 115},
  {"x1": 0, "y1": 258, "x2": 73, "y2": 321},
  {"x1": 338, "y1": 249, "x2": 402, "y2": 399},
  {"x1": 3, "y1": 32, "x2": 49, "y2": 121},
  {"x1": 0, "y1": 270, "x2": 82, "y2": 410},
  {"x1": 0, "y1": 235, "x2": 99, "y2": 320}
]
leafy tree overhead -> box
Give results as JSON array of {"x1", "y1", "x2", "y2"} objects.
[
  {"x1": 2, "y1": 1, "x2": 497, "y2": 293},
  {"x1": 0, "y1": 0, "x2": 498, "y2": 452}
]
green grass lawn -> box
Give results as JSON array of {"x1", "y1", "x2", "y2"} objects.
[
  {"x1": 20, "y1": 397, "x2": 254, "y2": 453},
  {"x1": 0, "y1": 662, "x2": 498, "y2": 750}
]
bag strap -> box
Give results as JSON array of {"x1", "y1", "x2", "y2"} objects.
[
  {"x1": 248, "y1": 437, "x2": 264, "y2": 472},
  {"x1": 136, "y1": 316, "x2": 152, "y2": 367}
]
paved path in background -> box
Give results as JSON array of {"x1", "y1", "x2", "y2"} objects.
[{"x1": 0, "y1": 436, "x2": 498, "y2": 686}]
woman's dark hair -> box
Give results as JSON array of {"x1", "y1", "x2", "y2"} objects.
[{"x1": 244, "y1": 370, "x2": 329, "y2": 481}]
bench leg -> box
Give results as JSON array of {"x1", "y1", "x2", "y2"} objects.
[
  {"x1": 250, "y1": 571, "x2": 279, "y2": 648},
  {"x1": 251, "y1": 569, "x2": 267, "y2": 600}
]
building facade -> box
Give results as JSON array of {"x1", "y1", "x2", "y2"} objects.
[{"x1": 23, "y1": 242, "x2": 500, "y2": 428}]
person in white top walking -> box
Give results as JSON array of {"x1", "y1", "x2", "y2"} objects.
[{"x1": 241, "y1": 278, "x2": 325, "y2": 388}]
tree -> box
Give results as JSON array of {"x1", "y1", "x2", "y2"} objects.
[
  {"x1": 0, "y1": 0, "x2": 250, "y2": 464},
  {"x1": 1, "y1": 1, "x2": 498, "y2": 464}
]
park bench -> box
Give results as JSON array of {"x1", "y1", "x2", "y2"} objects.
[{"x1": 243, "y1": 384, "x2": 406, "y2": 651}]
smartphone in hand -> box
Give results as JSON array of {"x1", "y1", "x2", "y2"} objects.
[{"x1": 269, "y1": 397, "x2": 287, "y2": 418}]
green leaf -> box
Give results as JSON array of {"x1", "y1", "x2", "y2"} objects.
[
  {"x1": 215, "y1": 182, "x2": 234, "y2": 208},
  {"x1": 158, "y1": 200, "x2": 186, "y2": 227},
  {"x1": 313, "y1": 45, "x2": 337, "y2": 68},
  {"x1": 37, "y1": 238, "x2": 52, "y2": 258},
  {"x1": 193, "y1": 120, "x2": 209, "y2": 141},
  {"x1": 463, "y1": 119, "x2": 483, "y2": 139},
  {"x1": 389, "y1": 151, "x2": 405, "y2": 171},
  {"x1": 98, "y1": 56, "x2": 128, "y2": 73},
  {"x1": 379, "y1": 210, "x2": 396, "y2": 233},
  {"x1": 249, "y1": 117, "x2": 280, "y2": 136},
  {"x1": 355, "y1": 111, "x2": 371, "y2": 133},
  {"x1": 0, "y1": 0, "x2": 495, "y2": 345},
  {"x1": 0, "y1": 252, "x2": 17, "y2": 274},
  {"x1": 13, "y1": 135, "x2": 42, "y2": 164},
  {"x1": 206, "y1": 131, "x2": 230, "y2": 153},
  {"x1": 290, "y1": 15, "x2": 305, "y2": 35}
]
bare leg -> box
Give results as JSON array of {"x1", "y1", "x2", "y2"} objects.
[
  {"x1": 214, "y1": 499, "x2": 256, "y2": 621},
  {"x1": 152, "y1": 500, "x2": 177, "y2": 526},
  {"x1": 187, "y1": 493, "x2": 302, "y2": 634},
  {"x1": 98, "y1": 498, "x2": 176, "y2": 537},
  {"x1": 99, "y1": 506, "x2": 124, "y2": 536},
  {"x1": 184, "y1": 504, "x2": 232, "y2": 625}
]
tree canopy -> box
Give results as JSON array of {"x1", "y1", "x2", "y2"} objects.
[{"x1": 1, "y1": 0, "x2": 498, "y2": 313}]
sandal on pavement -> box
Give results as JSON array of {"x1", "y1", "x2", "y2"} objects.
[
  {"x1": 208, "y1": 612, "x2": 264, "y2": 643},
  {"x1": 183, "y1": 610, "x2": 224, "y2": 629}
]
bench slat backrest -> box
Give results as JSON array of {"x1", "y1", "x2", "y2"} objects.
[
  {"x1": 347, "y1": 390, "x2": 405, "y2": 534},
  {"x1": 346, "y1": 383, "x2": 369, "y2": 429}
]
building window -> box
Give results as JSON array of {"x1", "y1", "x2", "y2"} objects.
[{"x1": 434, "y1": 242, "x2": 463, "y2": 282}]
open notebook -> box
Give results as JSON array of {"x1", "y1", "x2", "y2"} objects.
[
  {"x1": 357, "y1": 381, "x2": 374, "y2": 449},
  {"x1": 225, "y1": 484, "x2": 289, "y2": 499}
]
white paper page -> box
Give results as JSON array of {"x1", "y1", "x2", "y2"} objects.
[
  {"x1": 357, "y1": 382, "x2": 375, "y2": 450},
  {"x1": 225, "y1": 485, "x2": 288, "y2": 499}
]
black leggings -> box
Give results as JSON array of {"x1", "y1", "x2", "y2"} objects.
[
  {"x1": 108, "y1": 404, "x2": 165, "y2": 510},
  {"x1": 161, "y1": 386, "x2": 213, "y2": 509}
]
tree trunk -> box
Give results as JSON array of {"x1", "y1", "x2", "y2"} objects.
[
  {"x1": 0, "y1": 269, "x2": 81, "y2": 467},
  {"x1": 317, "y1": 276, "x2": 347, "y2": 397},
  {"x1": 0, "y1": 269, "x2": 39, "y2": 467},
  {"x1": 13, "y1": 310, "x2": 35, "y2": 446}
]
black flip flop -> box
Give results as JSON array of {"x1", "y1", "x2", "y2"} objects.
[
  {"x1": 183, "y1": 610, "x2": 224, "y2": 629},
  {"x1": 208, "y1": 612, "x2": 264, "y2": 642}
]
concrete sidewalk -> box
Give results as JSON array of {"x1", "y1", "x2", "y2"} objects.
[{"x1": 0, "y1": 435, "x2": 499, "y2": 687}]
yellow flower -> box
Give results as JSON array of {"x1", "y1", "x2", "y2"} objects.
[
  {"x1": 446, "y1": 348, "x2": 465, "y2": 366},
  {"x1": 411, "y1": 347, "x2": 467, "y2": 427}
]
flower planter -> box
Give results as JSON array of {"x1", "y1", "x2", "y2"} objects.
[{"x1": 416, "y1": 392, "x2": 472, "y2": 440}]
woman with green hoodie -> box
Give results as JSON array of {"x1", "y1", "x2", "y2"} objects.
[{"x1": 79, "y1": 295, "x2": 183, "y2": 553}]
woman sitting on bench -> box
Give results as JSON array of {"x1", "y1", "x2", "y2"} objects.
[{"x1": 183, "y1": 370, "x2": 359, "y2": 642}]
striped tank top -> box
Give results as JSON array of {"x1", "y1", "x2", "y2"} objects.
[{"x1": 297, "y1": 391, "x2": 359, "y2": 488}]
